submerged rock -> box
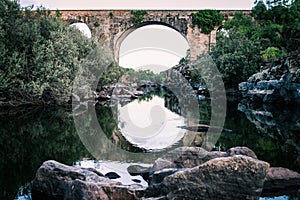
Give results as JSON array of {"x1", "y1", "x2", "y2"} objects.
[
  {"x1": 127, "y1": 165, "x2": 151, "y2": 181},
  {"x1": 105, "y1": 172, "x2": 121, "y2": 179}
]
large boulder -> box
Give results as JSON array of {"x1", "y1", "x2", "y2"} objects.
[
  {"x1": 150, "y1": 146, "x2": 257, "y2": 173},
  {"x1": 65, "y1": 180, "x2": 145, "y2": 200},
  {"x1": 262, "y1": 167, "x2": 300, "y2": 197},
  {"x1": 146, "y1": 155, "x2": 269, "y2": 200},
  {"x1": 32, "y1": 160, "x2": 145, "y2": 200}
]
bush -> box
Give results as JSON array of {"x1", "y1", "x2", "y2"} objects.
[{"x1": 261, "y1": 47, "x2": 287, "y2": 62}]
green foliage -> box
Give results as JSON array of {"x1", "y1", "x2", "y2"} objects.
[
  {"x1": 261, "y1": 46, "x2": 287, "y2": 61},
  {"x1": 94, "y1": 21, "x2": 100, "y2": 27},
  {"x1": 191, "y1": 10, "x2": 223, "y2": 34},
  {"x1": 210, "y1": 0, "x2": 300, "y2": 87},
  {"x1": 179, "y1": 57, "x2": 188, "y2": 64},
  {"x1": 211, "y1": 30, "x2": 263, "y2": 87},
  {"x1": 130, "y1": 10, "x2": 147, "y2": 24},
  {"x1": 252, "y1": 0, "x2": 300, "y2": 52},
  {"x1": 223, "y1": 13, "x2": 258, "y2": 40},
  {"x1": 98, "y1": 62, "x2": 126, "y2": 86},
  {"x1": 0, "y1": 0, "x2": 94, "y2": 105},
  {"x1": 134, "y1": 69, "x2": 165, "y2": 83},
  {"x1": 252, "y1": 1, "x2": 268, "y2": 20},
  {"x1": 55, "y1": 9, "x2": 62, "y2": 17},
  {"x1": 97, "y1": 62, "x2": 166, "y2": 87},
  {"x1": 265, "y1": 0, "x2": 293, "y2": 8}
]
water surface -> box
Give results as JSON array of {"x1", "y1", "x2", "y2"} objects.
[{"x1": 0, "y1": 92, "x2": 299, "y2": 199}]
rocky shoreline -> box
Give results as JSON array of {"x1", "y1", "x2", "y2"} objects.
[
  {"x1": 32, "y1": 147, "x2": 300, "y2": 200},
  {"x1": 239, "y1": 52, "x2": 300, "y2": 105}
]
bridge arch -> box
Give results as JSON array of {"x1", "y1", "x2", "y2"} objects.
[
  {"x1": 114, "y1": 21, "x2": 190, "y2": 72},
  {"x1": 57, "y1": 10, "x2": 251, "y2": 61}
]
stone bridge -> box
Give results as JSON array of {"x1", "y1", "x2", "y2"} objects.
[{"x1": 58, "y1": 10, "x2": 251, "y2": 61}]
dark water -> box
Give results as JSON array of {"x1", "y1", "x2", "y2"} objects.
[{"x1": 0, "y1": 92, "x2": 299, "y2": 199}]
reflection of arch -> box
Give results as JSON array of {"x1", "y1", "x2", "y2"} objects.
[{"x1": 114, "y1": 21, "x2": 190, "y2": 62}]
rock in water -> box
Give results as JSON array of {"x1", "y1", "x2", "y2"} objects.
[
  {"x1": 226, "y1": 146, "x2": 257, "y2": 159},
  {"x1": 262, "y1": 167, "x2": 300, "y2": 197},
  {"x1": 147, "y1": 155, "x2": 269, "y2": 200},
  {"x1": 150, "y1": 146, "x2": 258, "y2": 173},
  {"x1": 127, "y1": 165, "x2": 151, "y2": 181},
  {"x1": 132, "y1": 179, "x2": 142, "y2": 183},
  {"x1": 105, "y1": 172, "x2": 121, "y2": 179},
  {"x1": 32, "y1": 160, "x2": 145, "y2": 200}
]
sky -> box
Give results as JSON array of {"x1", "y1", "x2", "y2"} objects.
[
  {"x1": 20, "y1": 0, "x2": 255, "y2": 10},
  {"x1": 119, "y1": 25, "x2": 189, "y2": 72}
]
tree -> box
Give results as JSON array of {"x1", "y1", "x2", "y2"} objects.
[
  {"x1": 282, "y1": 0, "x2": 300, "y2": 51},
  {"x1": 191, "y1": 10, "x2": 223, "y2": 34},
  {"x1": 0, "y1": 1, "x2": 95, "y2": 105},
  {"x1": 254, "y1": 0, "x2": 294, "y2": 8},
  {"x1": 211, "y1": 30, "x2": 263, "y2": 87},
  {"x1": 223, "y1": 12, "x2": 258, "y2": 40},
  {"x1": 252, "y1": 0, "x2": 300, "y2": 52},
  {"x1": 252, "y1": 0, "x2": 268, "y2": 21},
  {"x1": 265, "y1": 0, "x2": 293, "y2": 8}
]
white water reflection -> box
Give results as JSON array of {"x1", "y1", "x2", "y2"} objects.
[
  {"x1": 117, "y1": 96, "x2": 186, "y2": 151},
  {"x1": 74, "y1": 160, "x2": 151, "y2": 187}
]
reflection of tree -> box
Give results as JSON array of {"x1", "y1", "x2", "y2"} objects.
[
  {"x1": 95, "y1": 105, "x2": 145, "y2": 153},
  {"x1": 137, "y1": 89, "x2": 166, "y2": 102},
  {"x1": 0, "y1": 108, "x2": 91, "y2": 199},
  {"x1": 217, "y1": 101, "x2": 300, "y2": 173}
]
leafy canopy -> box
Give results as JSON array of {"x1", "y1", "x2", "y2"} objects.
[{"x1": 191, "y1": 10, "x2": 223, "y2": 34}]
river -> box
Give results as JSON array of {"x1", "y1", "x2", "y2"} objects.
[{"x1": 0, "y1": 90, "x2": 299, "y2": 199}]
